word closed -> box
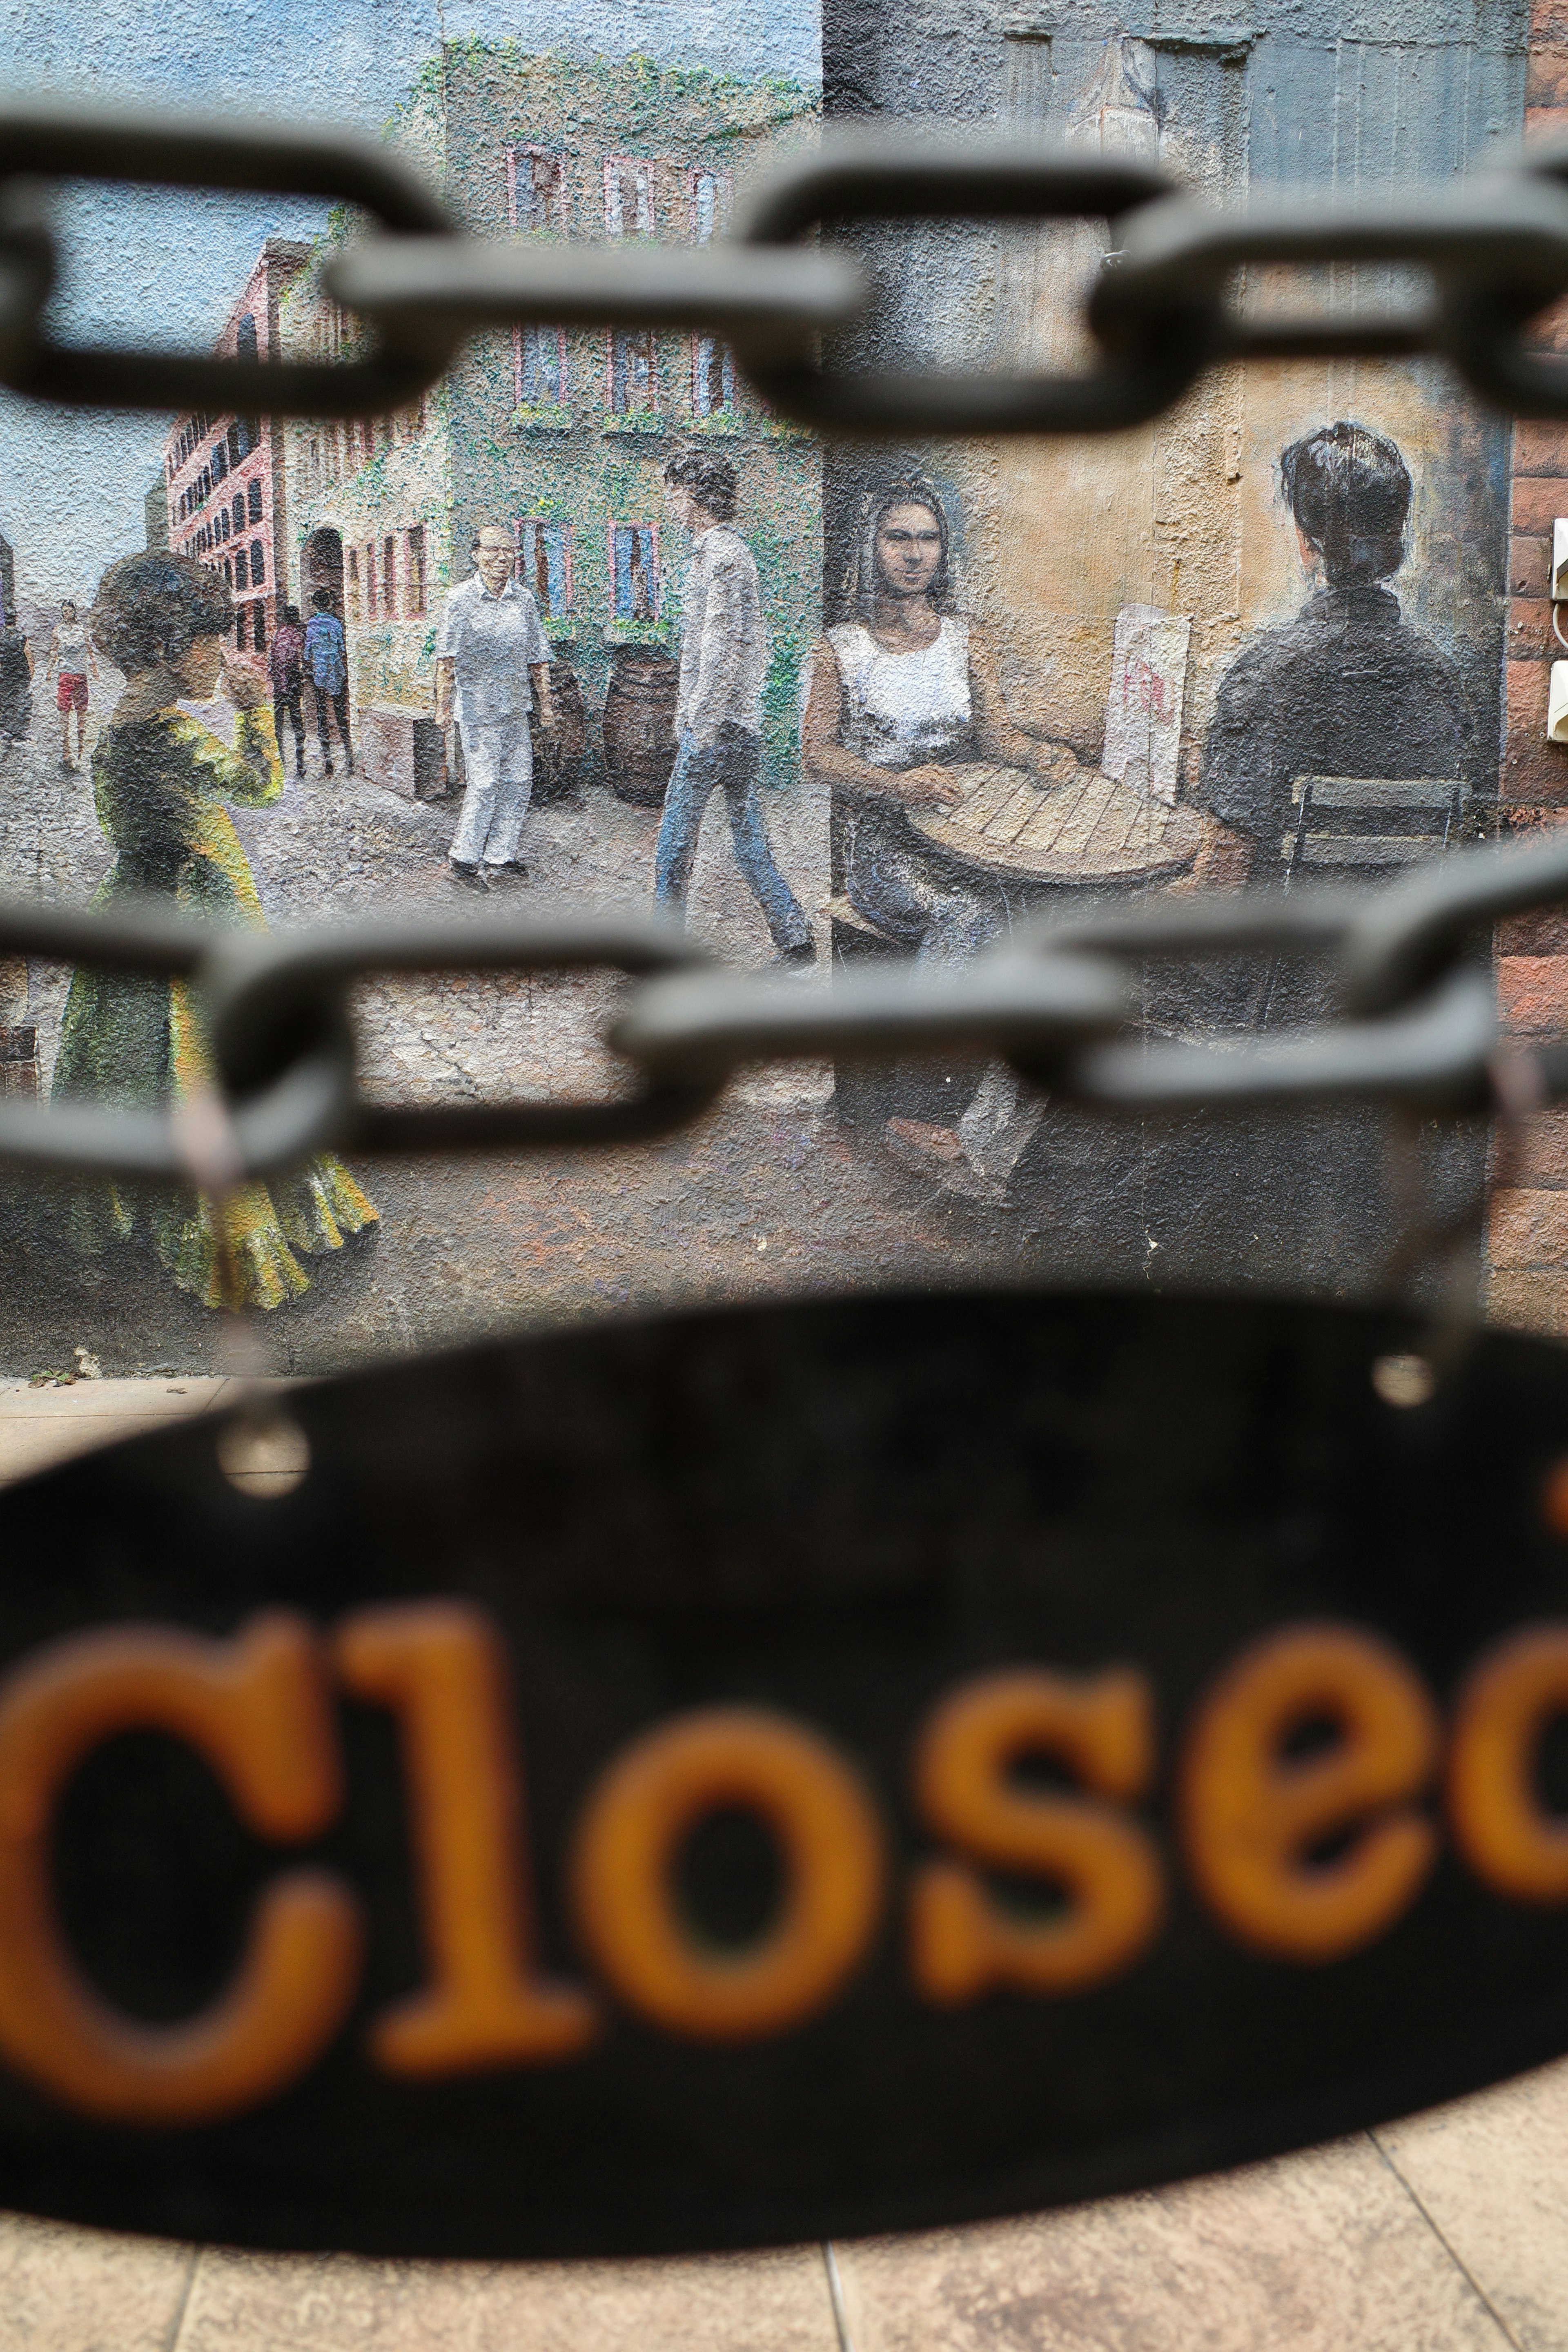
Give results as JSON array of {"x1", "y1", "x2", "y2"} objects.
[{"x1": 4, "y1": 1288, "x2": 1568, "y2": 2260}]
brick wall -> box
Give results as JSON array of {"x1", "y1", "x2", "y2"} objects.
[{"x1": 1488, "y1": 11, "x2": 1568, "y2": 1330}]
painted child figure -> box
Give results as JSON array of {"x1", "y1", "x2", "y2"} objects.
[{"x1": 655, "y1": 448, "x2": 813, "y2": 966}]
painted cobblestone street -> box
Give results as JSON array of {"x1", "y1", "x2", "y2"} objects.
[{"x1": 0, "y1": 694, "x2": 1035, "y2": 1375}]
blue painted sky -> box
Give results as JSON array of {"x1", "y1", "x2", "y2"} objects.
[{"x1": 0, "y1": 0, "x2": 818, "y2": 603}]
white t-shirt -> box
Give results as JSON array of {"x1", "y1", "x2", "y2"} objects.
[
  {"x1": 436, "y1": 573, "x2": 550, "y2": 726},
  {"x1": 55, "y1": 625, "x2": 89, "y2": 675},
  {"x1": 826, "y1": 617, "x2": 973, "y2": 769}
]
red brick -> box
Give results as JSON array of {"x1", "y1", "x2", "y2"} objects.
[
  {"x1": 1485, "y1": 1269, "x2": 1568, "y2": 1336},
  {"x1": 1500, "y1": 953, "x2": 1568, "y2": 1029},
  {"x1": 1511, "y1": 597, "x2": 1557, "y2": 659},
  {"x1": 1512, "y1": 532, "x2": 1553, "y2": 596},
  {"x1": 1533, "y1": 0, "x2": 1568, "y2": 47},
  {"x1": 1501, "y1": 660, "x2": 1568, "y2": 802},
  {"x1": 1526, "y1": 103, "x2": 1568, "y2": 144},
  {"x1": 1515, "y1": 421, "x2": 1568, "y2": 475},
  {"x1": 1499, "y1": 904, "x2": 1568, "y2": 953},
  {"x1": 1516, "y1": 1105, "x2": 1568, "y2": 1184},
  {"x1": 1490, "y1": 1187, "x2": 1568, "y2": 1267},
  {"x1": 1512, "y1": 477, "x2": 1568, "y2": 534},
  {"x1": 1528, "y1": 47, "x2": 1568, "y2": 106}
]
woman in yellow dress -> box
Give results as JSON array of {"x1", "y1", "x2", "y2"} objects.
[{"x1": 53, "y1": 551, "x2": 376, "y2": 1309}]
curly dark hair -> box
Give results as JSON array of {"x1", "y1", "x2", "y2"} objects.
[
  {"x1": 663, "y1": 445, "x2": 737, "y2": 523},
  {"x1": 89, "y1": 552, "x2": 233, "y2": 673},
  {"x1": 1280, "y1": 420, "x2": 1412, "y2": 588}
]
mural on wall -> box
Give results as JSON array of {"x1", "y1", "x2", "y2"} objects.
[
  {"x1": 812, "y1": 0, "x2": 1519, "y2": 1279},
  {"x1": 0, "y1": 0, "x2": 1538, "y2": 1370}
]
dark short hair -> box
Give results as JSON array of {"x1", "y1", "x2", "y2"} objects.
[
  {"x1": 471, "y1": 524, "x2": 513, "y2": 552},
  {"x1": 60, "y1": 600, "x2": 76, "y2": 617},
  {"x1": 664, "y1": 447, "x2": 737, "y2": 523},
  {"x1": 312, "y1": 586, "x2": 334, "y2": 611},
  {"x1": 1280, "y1": 421, "x2": 1412, "y2": 587},
  {"x1": 284, "y1": 604, "x2": 301, "y2": 624},
  {"x1": 89, "y1": 553, "x2": 232, "y2": 673}
]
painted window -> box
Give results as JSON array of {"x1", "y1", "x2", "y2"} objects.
[
  {"x1": 211, "y1": 440, "x2": 228, "y2": 484},
  {"x1": 234, "y1": 546, "x2": 248, "y2": 589},
  {"x1": 610, "y1": 523, "x2": 658, "y2": 621},
  {"x1": 235, "y1": 313, "x2": 258, "y2": 361},
  {"x1": 604, "y1": 156, "x2": 654, "y2": 237},
  {"x1": 692, "y1": 335, "x2": 734, "y2": 416},
  {"x1": 406, "y1": 524, "x2": 427, "y2": 617},
  {"x1": 382, "y1": 535, "x2": 396, "y2": 617},
  {"x1": 247, "y1": 480, "x2": 263, "y2": 525},
  {"x1": 609, "y1": 327, "x2": 656, "y2": 413},
  {"x1": 249, "y1": 540, "x2": 265, "y2": 587},
  {"x1": 231, "y1": 494, "x2": 244, "y2": 534},
  {"x1": 515, "y1": 324, "x2": 567, "y2": 408},
  {"x1": 252, "y1": 604, "x2": 266, "y2": 652},
  {"x1": 509, "y1": 144, "x2": 566, "y2": 232},
  {"x1": 690, "y1": 169, "x2": 727, "y2": 243},
  {"x1": 347, "y1": 546, "x2": 361, "y2": 622},
  {"x1": 518, "y1": 519, "x2": 572, "y2": 619}
]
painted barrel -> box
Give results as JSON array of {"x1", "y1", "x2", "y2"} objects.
[
  {"x1": 529, "y1": 660, "x2": 588, "y2": 804},
  {"x1": 601, "y1": 646, "x2": 679, "y2": 807}
]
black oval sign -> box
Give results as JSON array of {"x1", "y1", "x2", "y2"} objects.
[{"x1": 4, "y1": 1288, "x2": 1568, "y2": 2258}]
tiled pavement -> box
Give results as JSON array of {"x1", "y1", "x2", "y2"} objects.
[{"x1": 5, "y1": 1384, "x2": 1568, "y2": 2352}]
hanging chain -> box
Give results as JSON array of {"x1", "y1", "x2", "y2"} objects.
[
  {"x1": 9, "y1": 111, "x2": 1568, "y2": 428},
  {"x1": 0, "y1": 828, "x2": 1564, "y2": 1183}
]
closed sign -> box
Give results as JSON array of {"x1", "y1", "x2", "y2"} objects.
[{"x1": 4, "y1": 1290, "x2": 1568, "y2": 2257}]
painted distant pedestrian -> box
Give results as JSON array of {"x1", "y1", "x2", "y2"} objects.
[
  {"x1": 0, "y1": 611, "x2": 33, "y2": 757},
  {"x1": 305, "y1": 588, "x2": 353, "y2": 777},
  {"x1": 268, "y1": 601, "x2": 307, "y2": 780},
  {"x1": 656, "y1": 448, "x2": 813, "y2": 966},
  {"x1": 47, "y1": 600, "x2": 94, "y2": 771},
  {"x1": 434, "y1": 523, "x2": 557, "y2": 891}
]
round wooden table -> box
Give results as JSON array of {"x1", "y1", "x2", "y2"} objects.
[{"x1": 906, "y1": 760, "x2": 1209, "y2": 889}]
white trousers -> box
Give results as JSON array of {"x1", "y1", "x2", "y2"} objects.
[{"x1": 451, "y1": 712, "x2": 534, "y2": 866}]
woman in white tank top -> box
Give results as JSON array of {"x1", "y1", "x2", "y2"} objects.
[{"x1": 801, "y1": 477, "x2": 1081, "y2": 1200}]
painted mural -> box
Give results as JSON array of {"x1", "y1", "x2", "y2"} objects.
[{"x1": 0, "y1": 0, "x2": 1544, "y2": 1373}]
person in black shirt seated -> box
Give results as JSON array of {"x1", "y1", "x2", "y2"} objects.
[{"x1": 1191, "y1": 419, "x2": 1474, "y2": 885}]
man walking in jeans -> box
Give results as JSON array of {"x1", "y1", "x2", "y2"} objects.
[
  {"x1": 655, "y1": 449, "x2": 813, "y2": 965},
  {"x1": 305, "y1": 588, "x2": 353, "y2": 776}
]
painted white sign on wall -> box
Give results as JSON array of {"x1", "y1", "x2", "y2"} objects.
[{"x1": 1101, "y1": 603, "x2": 1192, "y2": 806}]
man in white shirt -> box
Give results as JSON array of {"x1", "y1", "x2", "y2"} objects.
[
  {"x1": 435, "y1": 524, "x2": 556, "y2": 889},
  {"x1": 655, "y1": 450, "x2": 813, "y2": 964}
]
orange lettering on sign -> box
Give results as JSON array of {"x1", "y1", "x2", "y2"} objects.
[
  {"x1": 909, "y1": 1668, "x2": 1163, "y2": 2003},
  {"x1": 571, "y1": 1708, "x2": 886, "y2": 2039},
  {"x1": 1181, "y1": 1624, "x2": 1439, "y2": 1962},
  {"x1": 0, "y1": 1613, "x2": 359, "y2": 2122},
  {"x1": 1450, "y1": 1624, "x2": 1568, "y2": 1900},
  {"x1": 335, "y1": 1601, "x2": 597, "y2": 2075}
]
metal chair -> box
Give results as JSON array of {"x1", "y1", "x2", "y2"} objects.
[{"x1": 1282, "y1": 773, "x2": 1469, "y2": 886}]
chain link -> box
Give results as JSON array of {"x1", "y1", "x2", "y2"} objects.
[
  {"x1": 2, "y1": 829, "x2": 1568, "y2": 1183},
  {"x1": 11, "y1": 109, "x2": 1568, "y2": 426}
]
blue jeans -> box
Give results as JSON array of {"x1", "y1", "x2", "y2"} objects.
[{"x1": 655, "y1": 726, "x2": 809, "y2": 950}]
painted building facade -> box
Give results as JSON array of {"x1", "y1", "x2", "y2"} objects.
[
  {"x1": 163, "y1": 239, "x2": 310, "y2": 654},
  {"x1": 277, "y1": 45, "x2": 820, "y2": 796}
]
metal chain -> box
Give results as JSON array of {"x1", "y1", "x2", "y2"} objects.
[
  {"x1": 9, "y1": 106, "x2": 1568, "y2": 1178},
  {"x1": 2, "y1": 829, "x2": 1568, "y2": 1183},
  {"x1": 13, "y1": 111, "x2": 1568, "y2": 428}
]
